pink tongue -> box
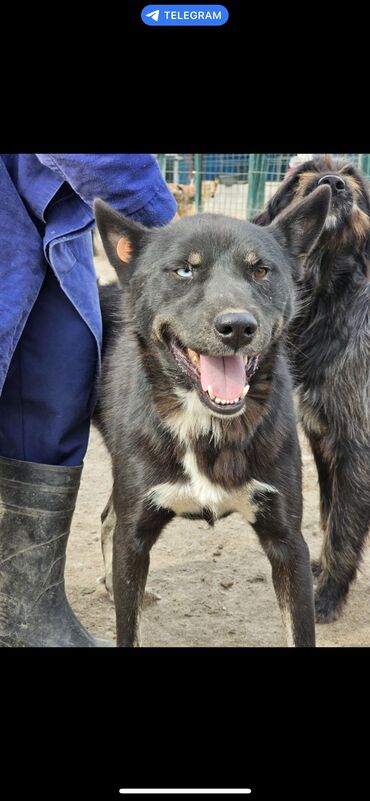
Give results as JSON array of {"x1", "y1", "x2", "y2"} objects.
[{"x1": 199, "y1": 354, "x2": 245, "y2": 401}]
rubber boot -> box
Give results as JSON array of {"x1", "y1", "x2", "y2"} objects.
[{"x1": 0, "y1": 455, "x2": 113, "y2": 647}]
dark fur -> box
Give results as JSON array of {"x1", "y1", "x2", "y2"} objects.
[
  {"x1": 254, "y1": 156, "x2": 370, "y2": 623},
  {"x1": 93, "y1": 188, "x2": 330, "y2": 646}
]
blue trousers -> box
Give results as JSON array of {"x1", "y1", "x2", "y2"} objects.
[{"x1": 0, "y1": 268, "x2": 97, "y2": 466}]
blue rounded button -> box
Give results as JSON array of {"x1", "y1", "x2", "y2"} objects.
[{"x1": 141, "y1": 5, "x2": 229, "y2": 26}]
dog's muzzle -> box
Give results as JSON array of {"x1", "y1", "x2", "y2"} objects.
[{"x1": 166, "y1": 332, "x2": 260, "y2": 417}]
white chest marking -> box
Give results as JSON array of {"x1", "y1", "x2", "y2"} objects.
[
  {"x1": 146, "y1": 470, "x2": 276, "y2": 523},
  {"x1": 146, "y1": 387, "x2": 278, "y2": 521}
]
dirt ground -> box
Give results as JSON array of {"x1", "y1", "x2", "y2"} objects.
[{"x1": 64, "y1": 249, "x2": 370, "y2": 648}]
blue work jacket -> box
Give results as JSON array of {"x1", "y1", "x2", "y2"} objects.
[{"x1": 0, "y1": 154, "x2": 176, "y2": 394}]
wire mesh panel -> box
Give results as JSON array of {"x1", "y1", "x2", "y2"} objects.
[{"x1": 157, "y1": 153, "x2": 369, "y2": 219}]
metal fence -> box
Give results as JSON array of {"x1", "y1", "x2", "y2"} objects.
[{"x1": 157, "y1": 154, "x2": 370, "y2": 219}]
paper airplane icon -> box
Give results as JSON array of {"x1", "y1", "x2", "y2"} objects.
[{"x1": 146, "y1": 9, "x2": 160, "y2": 20}]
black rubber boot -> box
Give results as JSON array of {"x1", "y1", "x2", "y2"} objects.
[{"x1": 0, "y1": 455, "x2": 113, "y2": 647}]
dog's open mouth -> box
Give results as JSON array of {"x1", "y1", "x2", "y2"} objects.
[{"x1": 166, "y1": 335, "x2": 259, "y2": 416}]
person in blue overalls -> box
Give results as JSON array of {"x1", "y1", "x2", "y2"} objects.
[{"x1": 0, "y1": 154, "x2": 177, "y2": 647}]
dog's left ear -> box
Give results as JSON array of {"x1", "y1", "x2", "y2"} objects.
[
  {"x1": 269, "y1": 185, "x2": 331, "y2": 269},
  {"x1": 94, "y1": 199, "x2": 151, "y2": 280}
]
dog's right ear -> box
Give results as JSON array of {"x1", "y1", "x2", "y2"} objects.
[
  {"x1": 94, "y1": 199, "x2": 151, "y2": 280},
  {"x1": 269, "y1": 185, "x2": 331, "y2": 270},
  {"x1": 252, "y1": 168, "x2": 302, "y2": 225}
]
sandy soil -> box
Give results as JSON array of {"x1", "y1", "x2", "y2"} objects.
[{"x1": 64, "y1": 249, "x2": 370, "y2": 647}]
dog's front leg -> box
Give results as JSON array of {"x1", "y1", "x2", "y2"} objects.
[
  {"x1": 252, "y1": 491, "x2": 315, "y2": 647},
  {"x1": 112, "y1": 498, "x2": 174, "y2": 647}
]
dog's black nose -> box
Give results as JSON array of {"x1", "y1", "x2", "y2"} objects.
[
  {"x1": 318, "y1": 174, "x2": 346, "y2": 193},
  {"x1": 214, "y1": 312, "x2": 258, "y2": 350}
]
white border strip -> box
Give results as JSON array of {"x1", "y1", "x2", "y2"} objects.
[{"x1": 119, "y1": 791, "x2": 252, "y2": 795}]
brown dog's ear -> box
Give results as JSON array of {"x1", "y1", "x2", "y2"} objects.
[
  {"x1": 252, "y1": 168, "x2": 303, "y2": 225},
  {"x1": 269, "y1": 185, "x2": 331, "y2": 264},
  {"x1": 93, "y1": 199, "x2": 151, "y2": 281}
]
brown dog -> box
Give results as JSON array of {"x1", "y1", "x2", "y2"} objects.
[
  {"x1": 167, "y1": 180, "x2": 219, "y2": 216},
  {"x1": 254, "y1": 155, "x2": 370, "y2": 623}
]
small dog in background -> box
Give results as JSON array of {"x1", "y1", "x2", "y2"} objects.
[
  {"x1": 167, "y1": 179, "x2": 219, "y2": 216},
  {"x1": 254, "y1": 155, "x2": 370, "y2": 623}
]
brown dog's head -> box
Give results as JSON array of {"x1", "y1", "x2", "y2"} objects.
[
  {"x1": 167, "y1": 182, "x2": 196, "y2": 216},
  {"x1": 254, "y1": 155, "x2": 370, "y2": 256},
  {"x1": 167, "y1": 182, "x2": 195, "y2": 202},
  {"x1": 202, "y1": 179, "x2": 219, "y2": 200},
  {"x1": 167, "y1": 180, "x2": 219, "y2": 216}
]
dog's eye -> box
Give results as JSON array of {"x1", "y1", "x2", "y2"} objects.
[
  {"x1": 175, "y1": 265, "x2": 193, "y2": 279},
  {"x1": 253, "y1": 266, "x2": 268, "y2": 280}
]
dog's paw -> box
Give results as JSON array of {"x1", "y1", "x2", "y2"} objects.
[
  {"x1": 314, "y1": 576, "x2": 346, "y2": 624},
  {"x1": 97, "y1": 574, "x2": 114, "y2": 603},
  {"x1": 143, "y1": 589, "x2": 162, "y2": 607}
]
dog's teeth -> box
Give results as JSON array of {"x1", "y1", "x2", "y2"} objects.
[
  {"x1": 233, "y1": 398, "x2": 239, "y2": 404},
  {"x1": 207, "y1": 385, "x2": 216, "y2": 400},
  {"x1": 243, "y1": 354, "x2": 250, "y2": 364},
  {"x1": 242, "y1": 385, "x2": 250, "y2": 398},
  {"x1": 187, "y1": 348, "x2": 200, "y2": 368},
  {"x1": 215, "y1": 397, "x2": 221, "y2": 404}
]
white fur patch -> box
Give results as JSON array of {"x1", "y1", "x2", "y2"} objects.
[
  {"x1": 165, "y1": 387, "x2": 246, "y2": 449},
  {"x1": 146, "y1": 440, "x2": 277, "y2": 522},
  {"x1": 165, "y1": 388, "x2": 224, "y2": 444},
  {"x1": 154, "y1": 388, "x2": 278, "y2": 520},
  {"x1": 324, "y1": 213, "x2": 338, "y2": 230}
]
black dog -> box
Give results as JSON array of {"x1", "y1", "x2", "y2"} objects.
[
  {"x1": 254, "y1": 156, "x2": 370, "y2": 623},
  {"x1": 93, "y1": 186, "x2": 330, "y2": 647}
]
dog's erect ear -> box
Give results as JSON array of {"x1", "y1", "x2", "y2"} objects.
[
  {"x1": 94, "y1": 199, "x2": 151, "y2": 280},
  {"x1": 252, "y1": 168, "x2": 302, "y2": 225},
  {"x1": 269, "y1": 185, "x2": 331, "y2": 265}
]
